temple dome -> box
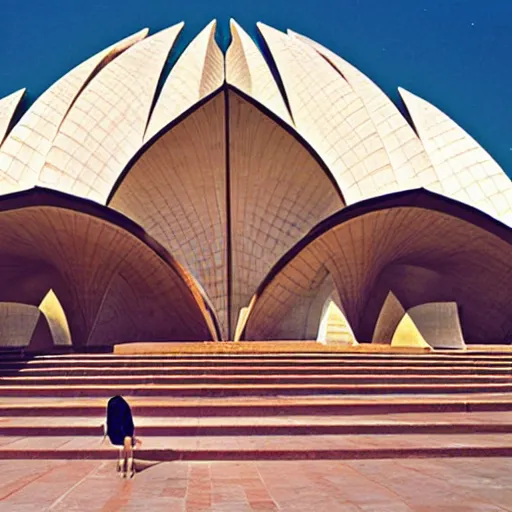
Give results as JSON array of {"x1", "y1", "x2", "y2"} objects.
[{"x1": 0, "y1": 21, "x2": 510, "y2": 345}]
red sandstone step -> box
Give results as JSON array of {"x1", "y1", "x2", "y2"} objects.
[
  {"x1": 34, "y1": 351, "x2": 512, "y2": 359},
  {"x1": 0, "y1": 394, "x2": 510, "y2": 417},
  {"x1": 0, "y1": 434, "x2": 511, "y2": 460},
  {"x1": 0, "y1": 411, "x2": 510, "y2": 436},
  {"x1": 1, "y1": 382, "x2": 512, "y2": 397},
  {"x1": 10, "y1": 352, "x2": 512, "y2": 361},
  {"x1": 1, "y1": 374, "x2": 510, "y2": 386},
  {"x1": 1, "y1": 365, "x2": 510, "y2": 376},
  {"x1": 22, "y1": 354, "x2": 512, "y2": 365},
  {"x1": 2, "y1": 359, "x2": 511, "y2": 371}
]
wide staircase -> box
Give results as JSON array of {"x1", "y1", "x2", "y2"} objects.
[{"x1": 0, "y1": 347, "x2": 511, "y2": 461}]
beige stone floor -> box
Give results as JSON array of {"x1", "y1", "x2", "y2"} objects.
[{"x1": 1, "y1": 458, "x2": 511, "y2": 511}]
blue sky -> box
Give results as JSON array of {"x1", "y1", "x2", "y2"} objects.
[{"x1": 1, "y1": 0, "x2": 511, "y2": 174}]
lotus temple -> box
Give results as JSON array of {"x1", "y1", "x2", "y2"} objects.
[
  {"x1": 2, "y1": 19, "x2": 512, "y2": 509},
  {"x1": 0, "y1": 19, "x2": 511, "y2": 352}
]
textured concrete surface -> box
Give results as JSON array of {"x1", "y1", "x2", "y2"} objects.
[
  {"x1": 109, "y1": 93, "x2": 229, "y2": 337},
  {"x1": 0, "y1": 30, "x2": 147, "y2": 194},
  {"x1": 290, "y1": 30, "x2": 432, "y2": 195},
  {"x1": 2, "y1": 22, "x2": 511, "y2": 344},
  {"x1": 0, "y1": 89, "x2": 25, "y2": 146},
  {"x1": 243, "y1": 193, "x2": 512, "y2": 344},
  {"x1": 40, "y1": 25, "x2": 183, "y2": 204},
  {"x1": 145, "y1": 20, "x2": 224, "y2": 141},
  {"x1": 257, "y1": 22, "x2": 396, "y2": 205},
  {"x1": 0, "y1": 194, "x2": 215, "y2": 347},
  {"x1": 226, "y1": 20, "x2": 292, "y2": 124},
  {"x1": 400, "y1": 87, "x2": 512, "y2": 225}
]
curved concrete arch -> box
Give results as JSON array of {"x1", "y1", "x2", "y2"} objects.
[
  {"x1": 267, "y1": 269, "x2": 359, "y2": 345},
  {"x1": 228, "y1": 89, "x2": 343, "y2": 332},
  {"x1": 39, "y1": 289, "x2": 72, "y2": 346},
  {"x1": 227, "y1": 20, "x2": 292, "y2": 124},
  {"x1": 317, "y1": 299, "x2": 357, "y2": 345},
  {"x1": 399, "y1": 88, "x2": 512, "y2": 227},
  {"x1": 110, "y1": 91, "x2": 228, "y2": 338},
  {"x1": 145, "y1": 20, "x2": 224, "y2": 141},
  {"x1": 373, "y1": 293, "x2": 465, "y2": 349},
  {"x1": 391, "y1": 313, "x2": 431, "y2": 349},
  {"x1": 0, "y1": 188, "x2": 217, "y2": 347},
  {"x1": 365, "y1": 263, "x2": 450, "y2": 343},
  {"x1": 372, "y1": 290, "x2": 406, "y2": 344},
  {"x1": 0, "y1": 302, "x2": 47, "y2": 348},
  {"x1": 289, "y1": 30, "x2": 435, "y2": 191},
  {"x1": 109, "y1": 87, "x2": 343, "y2": 339},
  {"x1": 257, "y1": 23, "x2": 394, "y2": 205},
  {"x1": 407, "y1": 302, "x2": 466, "y2": 349},
  {"x1": 238, "y1": 246, "x2": 332, "y2": 342},
  {"x1": 39, "y1": 24, "x2": 183, "y2": 204},
  {"x1": 0, "y1": 89, "x2": 25, "y2": 146},
  {"x1": 0, "y1": 257, "x2": 62, "y2": 308},
  {"x1": 0, "y1": 29, "x2": 148, "y2": 196},
  {"x1": 243, "y1": 189, "x2": 512, "y2": 344}
]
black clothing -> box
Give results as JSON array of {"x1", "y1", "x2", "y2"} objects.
[{"x1": 106, "y1": 395, "x2": 134, "y2": 446}]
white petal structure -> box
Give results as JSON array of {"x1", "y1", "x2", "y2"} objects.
[
  {"x1": 0, "y1": 21, "x2": 511, "y2": 345},
  {"x1": 111, "y1": 88, "x2": 343, "y2": 339},
  {"x1": 390, "y1": 313, "x2": 431, "y2": 349},
  {"x1": 39, "y1": 24, "x2": 183, "y2": 203},
  {"x1": 317, "y1": 299, "x2": 357, "y2": 345},
  {"x1": 228, "y1": 90, "x2": 342, "y2": 333},
  {"x1": 243, "y1": 193, "x2": 512, "y2": 344},
  {"x1": 227, "y1": 19, "x2": 291, "y2": 124},
  {"x1": 372, "y1": 290, "x2": 405, "y2": 344},
  {"x1": 290, "y1": 31, "x2": 435, "y2": 191},
  {"x1": 0, "y1": 89, "x2": 25, "y2": 146},
  {"x1": 0, "y1": 30, "x2": 148, "y2": 195},
  {"x1": 257, "y1": 22, "x2": 395, "y2": 204},
  {"x1": 110, "y1": 93, "x2": 229, "y2": 338},
  {"x1": 145, "y1": 20, "x2": 224, "y2": 141},
  {"x1": 406, "y1": 302, "x2": 466, "y2": 349},
  {"x1": 38, "y1": 289, "x2": 72, "y2": 346},
  {"x1": 400, "y1": 88, "x2": 512, "y2": 225}
]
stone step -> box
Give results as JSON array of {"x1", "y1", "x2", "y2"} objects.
[
  {"x1": 1, "y1": 382, "x2": 512, "y2": 398},
  {"x1": 1, "y1": 365, "x2": 510, "y2": 376},
  {"x1": 34, "y1": 350, "x2": 512, "y2": 358},
  {"x1": 22, "y1": 353, "x2": 512, "y2": 361},
  {"x1": 0, "y1": 433, "x2": 511, "y2": 460},
  {"x1": 0, "y1": 411, "x2": 510, "y2": 436},
  {"x1": 0, "y1": 394, "x2": 510, "y2": 417},
  {"x1": 2, "y1": 359, "x2": 511, "y2": 370},
  {"x1": 112, "y1": 342, "x2": 512, "y2": 356},
  {"x1": 1, "y1": 374, "x2": 510, "y2": 386}
]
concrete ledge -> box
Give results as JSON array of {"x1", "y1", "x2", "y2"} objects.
[
  {"x1": 2, "y1": 382, "x2": 512, "y2": 397},
  {"x1": 0, "y1": 446, "x2": 510, "y2": 461},
  {"x1": 0, "y1": 396, "x2": 511, "y2": 417},
  {"x1": 1, "y1": 422, "x2": 512, "y2": 437},
  {"x1": 114, "y1": 341, "x2": 434, "y2": 355}
]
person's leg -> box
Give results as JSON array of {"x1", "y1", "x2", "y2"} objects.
[
  {"x1": 117, "y1": 447, "x2": 124, "y2": 475},
  {"x1": 124, "y1": 436, "x2": 134, "y2": 478}
]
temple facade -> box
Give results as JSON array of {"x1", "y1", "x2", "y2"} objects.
[{"x1": 0, "y1": 20, "x2": 511, "y2": 349}]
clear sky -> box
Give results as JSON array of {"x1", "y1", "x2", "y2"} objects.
[{"x1": 1, "y1": 0, "x2": 511, "y2": 175}]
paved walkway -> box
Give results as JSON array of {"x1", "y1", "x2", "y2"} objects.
[{"x1": 0, "y1": 458, "x2": 511, "y2": 511}]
